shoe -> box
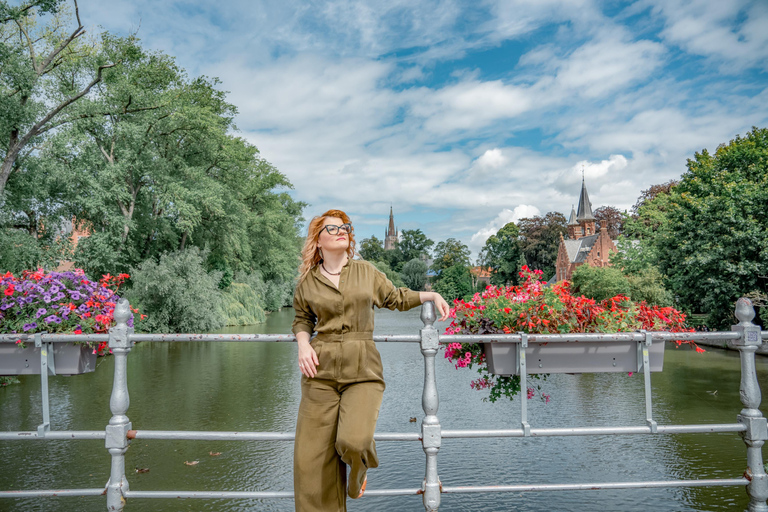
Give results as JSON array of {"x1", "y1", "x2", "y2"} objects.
[{"x1": 358, "y1": 476, "x2": 367, "y2": 498}]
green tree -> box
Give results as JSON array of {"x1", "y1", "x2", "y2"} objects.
[
  {"x1": 124, "y1": 247, "x2": 225, "y2": 333},
  {"x1": 432, "y1": 264, "x2": 473, "y2": 301},
  {"x1": 570, "y1": 265, "x2": 630, "y2": 302},
  {"x1": 432, "y1": 238, "x2": 471, "y2": 272},
  {"x1": 0, "y1": 1, "x2": 120, "y2": 195},
  {"x1": 397, "y1": 229, "x2": 433, "y2": 263},
  {"x1": 400, "y1": 257, "x2": 427, "y2": 291},
  {"x1": 517, "y1": 212, "x2": 567, "y2": 279},
  {"x1": 611, "y1": 184, "x2": 678, "y2": 277},
  {"x1": 478, "y1": 222, "x2": 522, "y2": 286},
  {"x1": 593, "y1": 206, "x2": 623, "y2": 239},
  {"x1": 626, "y1": 267, "x2": 673, "y2": 307},
  {"x1": 369, "y1": 260, "x2": 406, "y2": 288},
  {"x1": 359, "y1": 235, "x2": 385, "y2": 262},
  {"x1": 655, "y1": 127, "x2": 768, "y2": 328}
]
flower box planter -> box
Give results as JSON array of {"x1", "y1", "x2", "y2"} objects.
[
  {"x1": 483, "y1": 339, "x2": 666, "y2": 376},
  {"x1": 0, "y1": 343, "x2": 97, "y2": 376}
]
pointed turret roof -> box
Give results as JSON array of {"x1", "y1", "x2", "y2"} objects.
[
  {"x1": 576, "y1": 178, "x2": 595, "y2": 221},
  {"x1": 387, "y1": 206, "x2": 396, "y2": 236},
  {"x1": 567, "y1": 204, "x2": 578, "y2": 226}
]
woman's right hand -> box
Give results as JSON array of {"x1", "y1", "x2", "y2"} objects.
[{"x1": 297, "y1": 335, "x2": 319, "y2": 378}]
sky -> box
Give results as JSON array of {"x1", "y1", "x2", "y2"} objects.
[{"x1": 77, "y1": 0, "x2": 768, "y2": 258}]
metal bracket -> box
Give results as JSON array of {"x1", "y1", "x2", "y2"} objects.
[
  {"x1": 518, "y1": 333, "x2": 531, "y2": 436},
  {"x1": 639, "y1": 330, "x2": 657, "y2": 433},
  {"x1": 36, "y1": 333, "x2": 51, "y2": 436},
  {"x1": 421, "y1": 423, "x2": 441, "y2": 450}
]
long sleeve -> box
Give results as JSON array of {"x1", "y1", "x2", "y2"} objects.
[
  {"x1": 291, "y1": 284, "x2": 316, "y2": 335},
  {"x1": 372, "y1": 269, "x2": 422, "y2": 311}
]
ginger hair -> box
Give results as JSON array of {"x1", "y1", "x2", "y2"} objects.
[{"x1": 297, "y1": 209, "x2": 356, "y2": 285}]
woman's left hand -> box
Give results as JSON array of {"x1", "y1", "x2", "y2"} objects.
[
  {"x1": 432, "y1": 293, "x2": 450, "y2": 322},
  {"x1": 420, "y1": 291, "x2": 451, "y2": 322}
]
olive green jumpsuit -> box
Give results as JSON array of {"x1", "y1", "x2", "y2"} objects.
[{"x1": 292, "y1": 259, "x2": 422, "y2": 512}]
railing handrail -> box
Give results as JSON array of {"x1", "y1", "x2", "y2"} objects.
[
  {"x1": 1, "y1": 298, "x2": 767, "y2": 511},
  {"x1": 2, "y1": 330, "x2": 760, "y2": 344}
]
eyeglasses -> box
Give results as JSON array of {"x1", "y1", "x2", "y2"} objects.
[{"x1": 322, "y1": 223, "x2": 352, "y2": 235}]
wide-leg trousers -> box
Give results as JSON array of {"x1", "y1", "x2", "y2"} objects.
[{"x1": 294, "y1": 335, "x2": 385, "y2": 512}]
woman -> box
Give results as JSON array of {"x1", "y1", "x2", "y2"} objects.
[{"x1": 292, "y1": 209, "x2": 449, "y2": 512}]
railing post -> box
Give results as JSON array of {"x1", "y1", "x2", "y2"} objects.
[
  {"x1": 106, "y1": 299, "x2": 134, "y2": 511},
  {"x1": 732, "y1": 297, "x2": 768, "y2": 511},
  {"x1": 420, "y1": 301, "x2": 441, "y2": 511}
]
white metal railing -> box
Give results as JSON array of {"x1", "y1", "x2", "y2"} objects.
[{"x1": 1, "y1": 297, "x2": 767, "y2": 511}]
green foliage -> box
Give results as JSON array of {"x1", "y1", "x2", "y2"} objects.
[
  {"x1": 74, "y1": 231, "x2": 130, "y2": 280},
  {"x1": 626, "y1": 267, "x2": 673, "y2": 307},
  {"x1": 0, "y1": 3, "x2": 122, "y2": 195},
  {"x1": 359, "y1": 236, "x2": 385, "y2": 262},
  {"x1": 397, "y1": 229, "x2": 434, "y2": 264},
  {"x1": 0, "y1": 227, "x2": 72, "y2": 273},
  {"x1": 0, "y1": 23, "x2": 304, "y2": 330},
  {"x1": 432, "y1": 238, "x2": 471, "y2": 272},
  {"x1": 517, "y1": 212, "x2": 567, "y2": 279},
  {"x1": 652, "y1": 127, "x2": 768, "y2": 328},
  {"x1": 124, "y1": 248, "x2": 225, "y2": 333},
  {"x1": 478, "y1": 222, "x2": 522, "y2": 286},
  {"x1": 0, "y1": 228, "x2": 43, "y2": 272},
  {"x1": 570, "y1": 265, "x2": 630, "y2": 302},
  {"x1": 263, "y1": 278, "x2": 294, "y2": 311},
  {"x1": 369, "y1": 260, "x2": 406, "y2": 288},
  {"x1": 400, "y1": 258, "x2": 427, "y2": 291},
  {"x1": 221, "y1": 282, "x2": 266, "y2": 326},
  {"x1": 432, "y1": 264, "x2": 473, "y2": 301}
]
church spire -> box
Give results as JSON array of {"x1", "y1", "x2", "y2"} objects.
[
  {"x1": 384, "y1": 206, "x2": 398, "y2": 250},
  {"x1": 567, "y1": 204, "x2": 578, "y2": 226},
  {"x1": 576, "y1": 177, "x2": 595, "y2": 221}
]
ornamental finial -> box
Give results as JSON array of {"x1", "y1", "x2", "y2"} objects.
[
  {"x1": 421, "y1": 301, "x2": 436, "y2": 328},
  {"x1": 735, "y1": 297, "x2": 756, "y2": 325},
  {"x1": 113, "y1": 297, "x2": 131, "y2": 327}
]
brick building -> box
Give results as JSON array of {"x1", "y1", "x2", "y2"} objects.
[{"x1": 554, "y1": 179, "x2": 616, "y2": 282}]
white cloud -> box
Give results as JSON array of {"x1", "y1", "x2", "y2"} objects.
[
  {"x1": 73, "y1": 0, "x2": 768, "y2": 249},
  {"x1": 474, "y1": 148, "x2": 508, "y2": 170},
  {"x1": 469, "y1": 204, "x2": 540, "y2": 256},
  {"x1": 641, "y1": 0, "x2": 768, "y2": 71}
]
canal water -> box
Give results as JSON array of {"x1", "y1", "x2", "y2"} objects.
[{"x1": 1, "y1": 307, "x2": 766, "y2": 511}]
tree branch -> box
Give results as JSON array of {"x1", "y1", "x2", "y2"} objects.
[
  {"x1": 36, "y1": 17, "x2": 86, "y2": 76},
  {"x1": 19, "y1": 62, "x2": 118, "y2": 144},
  {"x1": 38, "y1": 104, "x2": 164, "y2": 135},
  {"x1": 14, "y1": 19, "x2": 36, "y2": 70}
]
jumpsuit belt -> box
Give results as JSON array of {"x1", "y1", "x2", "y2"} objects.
[{"x1": 314, "y1": 332, "x2": 374, "y2": 342}]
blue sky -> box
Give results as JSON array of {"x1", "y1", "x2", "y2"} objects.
[{"x1": 78, "y1": 0, "x2": 768, "y2": 257}]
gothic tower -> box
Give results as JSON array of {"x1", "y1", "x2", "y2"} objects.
[
  {"x1": 384, "y1": 206, "x2": 398, "y2": 250},
  {"x1": 574, "y1": 178, "x2": 596, "y2": 239}
]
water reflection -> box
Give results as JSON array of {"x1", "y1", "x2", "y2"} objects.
[{"x1": 0, "y1": 307, "x2": 765, "y2": 511}]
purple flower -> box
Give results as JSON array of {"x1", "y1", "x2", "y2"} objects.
[
  {"x1": 22, "y1": 322, "x2": 37, "y2": 331},
  {"x1": 44, "y1": 315, "x2": 61, "y2": 324},
  {"x1": 69, "y1": 291, "x2": 82, "y2": 300},
  {"x1": 54, "y1": 292, "x2": 65, "y2": 301},
  {"x1": 0, "y1": 302, "x2": 12, "y2": 311},
  {"x1": 43, "y1": 295, "x2": 52, "y2": 303},
  {"x1": 36, "y1": 308, "x2": 47, "y2": 318},
  {"x1": 50, "y1": 285, "x2": 60, "y2": 293}
]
